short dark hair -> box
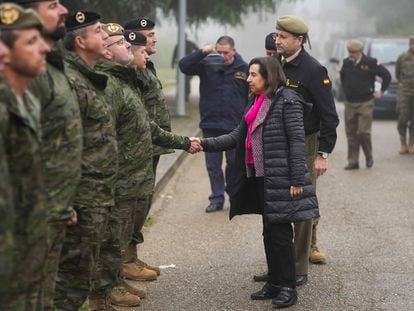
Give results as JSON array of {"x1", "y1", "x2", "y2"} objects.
[
  {"x1": 216, "y1": 35, "x2": 235, "y2": 48},
  {"x1": 63, "y1": 27, "x2": 86, "y2": 51},
  {"x1": 0, "y1": 29, "x2": 18, "y2": 48},
  {"x1": 248, "y1": 57, "x2": 286, "y2": 97}
]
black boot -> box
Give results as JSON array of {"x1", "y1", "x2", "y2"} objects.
[
  {"x1": 253, "y1": 271, "x2": 270, "y2": 282},
  {"x1": 251, "y1": 282, "x2": 281, "y2": 300},
  {"x1": 272, "y1": 287, "x2": 297, "y2": 308}
]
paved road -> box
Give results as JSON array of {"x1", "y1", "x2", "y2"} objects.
[{"x1": 123, "y1": 103, "x2": 414, "y2": 311}]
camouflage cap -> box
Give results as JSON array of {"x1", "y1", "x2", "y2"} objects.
[
  {"x1": 265, "y1": 32, "x2": 276, "y2": 50},
  {"x1": 276, "y1": 15, "x2": 308, "y2": 34},
  {"x1": 347, "y1": 39, "x2": 364, "y2": 52},
  {"x1": 0, "y1": 2, "x2": 42, "y2": 30},
  {"x1": 124, "y1": 29, "x2": 146, "y2": 46},
  {"x1": 124, "y1": 18, "x2": 155, "y2": 31},
  {"x1": 65, "y1": 10, "x2": 100, "y2": 31},
  {"x1": 102, "y1": 22, "x2": 124, "y2": 36}
]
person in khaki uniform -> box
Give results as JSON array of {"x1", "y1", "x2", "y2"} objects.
[
  {"x1": 340, "y1": 39, "x2": 391, "y2": 170},
  {"x1": 0, "y1": 3, "x2": 50, "y2": 309},
  {"x1": 395, "y1": 36, "x2": 414, "y2": 154}
]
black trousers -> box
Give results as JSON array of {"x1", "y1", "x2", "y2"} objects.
[{"x1": 255, "y1": 177, "x2": 296, "y2": 288}]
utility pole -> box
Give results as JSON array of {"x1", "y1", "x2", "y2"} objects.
[{"x1": 175, "y1": 0, "x2": 187, "y2": 116}]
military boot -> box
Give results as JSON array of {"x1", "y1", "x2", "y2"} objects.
[
  {"x1": 136, "y1": 257, "x2": 161, "y2": 276},
  {"x1": 123, "y1": 280, "x2": 147, "y2": 299},
  {"x1": 408, "y1": 136, "x2": 414, "y2": 154},
  {"x1": 399, "y1": 136, "x2": 409, "y2": 154},
  {"x1": 108, "y1": 285, "x2": 141, "y2": 307},
  {"x1": 88, "y1": 293, "x2": 110, "y2": 311},
  {"x1": 120, "y1": 262, "x2": 157, "y2": 281},
  {"x1": 309, "y1": 223, "x2": 327, "y2": 264}
]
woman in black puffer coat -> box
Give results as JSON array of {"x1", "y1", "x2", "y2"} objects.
[{"x1": 201, "y1": 57, "x2": 318, "y2": 308}]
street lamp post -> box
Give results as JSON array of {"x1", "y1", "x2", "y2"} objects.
[{"x1": 175, "y1": 0, "x2": 187, "y2": 116}]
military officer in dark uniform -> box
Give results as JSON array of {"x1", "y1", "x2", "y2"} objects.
[
  {"x1": 253, "y1": 15, "x2": 339, "y2": 287},
  {"x1": 340, "y1": 39, "x2": 391, "y2": 169}
]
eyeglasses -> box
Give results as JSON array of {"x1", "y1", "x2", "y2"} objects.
[{"x1": 106, "y1": 37, "x2": 126, "y2": 48}]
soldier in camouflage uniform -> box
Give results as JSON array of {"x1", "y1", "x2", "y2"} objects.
[
  {"x1": 123, "y1": 17, "x2": 173, "y2": 277},
  {"x1": 8, "y1": 1, "x2": 84, "y2": 309},
  {"x1": 0, "y1": 36, "x2": 13, "y2": 305},
  {"x1": 53, "y1": 11, "x2": 119, "y2": 311},
  {"x1": 396, "y1": 36, "x2": 414, "y2": 154},
  {"x1": 96, "y1": 24, "x2": 196, "y2": 307},
  {"x1": 0, "y1": 3, "x2": 50, "y2": 309}
]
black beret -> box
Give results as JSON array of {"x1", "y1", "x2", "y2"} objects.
[
  {"x1": 265, "y1": 32, "x2": 276, "y2": 51},
  {"x1": 123, "y1": 18, "x2": 155, "y2": 31},
  {"x1": 65, "y1": 10, "x2": 100, "y2": 31},
  {"x1": 124, "y1": 30, "x2": 147, "y2": 46}
]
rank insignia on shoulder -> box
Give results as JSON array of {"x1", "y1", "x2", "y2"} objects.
[
  {"x1": 323, "y1": 79, "x2": 331, "y2": 85},
  {"x1": 234, "y1": 72, "x2": 247, "y2": 80},
  {"x1": 286, "y1": 79, "x2": 298, "y2": 88}
]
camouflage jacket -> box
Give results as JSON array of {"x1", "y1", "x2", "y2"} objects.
[
  {"x1": 396, "y1": 50, "x2": 414, "y2": 96},
  {"x1": 0, "y1": 82, "x2": 14, "y2": 302},
  {"x1": 64, "y1": 52, "x2": 118, "y2": 209},
  {"x1": 97, "y1": 61, "x2": 191, "y2": 196},
  {"x1": 0, "y1": 84, "x2": 48, "y2": 292},
  {"x1": 135, "y1": 60, "x2": 173, "y2": 156},
  {"x1": 30, "y1": 43, "x2": 83, "y2": 222}
]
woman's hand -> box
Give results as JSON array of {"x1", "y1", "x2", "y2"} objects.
[{"x1": 290, "y1": 185, "x2": 303, "y2": 198}]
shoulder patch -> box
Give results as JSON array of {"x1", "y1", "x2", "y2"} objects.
[{"x1": 234, "y1": 71, "x2": 247, "y2": 80}]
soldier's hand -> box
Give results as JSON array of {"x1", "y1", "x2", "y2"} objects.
[
  {"x1": 202, "y1": 44, "x2": 215, "y2": 54},
  {"x1": 314, "y1": 156, "x2": 328, "y2": 177},
  {"x1": 187, "y1": 137, "x2": 203, "y2": 154},
  {"x1": 67, "y1": 210, "x2": 78, "y2": 226}
]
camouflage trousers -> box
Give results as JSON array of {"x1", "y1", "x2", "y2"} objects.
[
  {"x1": 397, "y1": 94, "x2": 414, "y2": 141},
  {"x1": 4, "y1": 233, "x2": 48, "y2": 310},
  {"x1": 54, "y1": 206, "x2": 109, "y2": 310},
  {"x1": 42, "y1": 221, "x2": 67, "y2": 311},
  {"x1": 130, "y1": 196, "x2": 150, "y2": 252},
  {"x1": 92, "y1": 198, "x2": 136, "y2": 293}
]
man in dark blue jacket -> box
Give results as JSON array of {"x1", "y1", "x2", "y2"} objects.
[{"x1": 179, "y1": 35, "x2": 248, "y2": 213}]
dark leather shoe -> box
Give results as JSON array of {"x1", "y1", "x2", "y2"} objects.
[
  {"x1": 366, "y1": 157, "x2": 374, "y2": 168},
  {"x1": 205, "y1": 203, "x2": 223, "y2": 213},
  {"x1": 253, "y1": 272, "x2": 270, "y2": 282},
  {"x1": 344, "y1": 163, "x2": 359, "y2": 170},
  {"x1": 272, "y1": 287, "x2": 297, "y2": 308},
  {"x1": 250, "y1": 283, "x2": 281, "y2": 300},
  {"x1": 296, "y1": 275, "x2": 308, "y2": 286}
]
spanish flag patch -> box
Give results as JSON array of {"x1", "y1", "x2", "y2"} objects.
[{"x1": 323, "y1": 79, "x2": 330, "y2": 85}]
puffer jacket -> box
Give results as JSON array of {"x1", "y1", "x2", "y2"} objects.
[{"x1": 202, "y1": 87, "x2": 319, "y2": 224}]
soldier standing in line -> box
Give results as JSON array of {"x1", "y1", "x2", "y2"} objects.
[
  {"x1": 95, "y1": 24, "x2": 199, "y2": 308},
  {"x1": 6, "y1": 1, "x2": 83, "y2": 309},
  {"x1": 53, "y1": 11, "x2": 119, "y2": 311},
  {"x1": 253, "y1": 15, "x2": 339, "y2": 291},
  {"x1": 0, "y1": 3, "x2": 50, "y2": 309},
  {"x1": 0, "y1": 33, "x2": 13, "y2": 305},
  {"x1": 122, "y1": 17, "x2": 171, "y2": 279},
  {"x1": 340, "y1": 39, "x2": 391, "y2": 169},
  {"x1": 396, "y1": 36, "x2": 414, "y2": 154}
]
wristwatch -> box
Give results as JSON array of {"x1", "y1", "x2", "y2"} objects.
[{"x1": 317, "y1": 151, "x2": 329, "y2": 159}]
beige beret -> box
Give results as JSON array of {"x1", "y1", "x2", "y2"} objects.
[
  {"x1": 276, "y1": 15, "x2": 308, "y2": 34},
  {"x1": 0, "y1": 3, "x2": 42, "y2": 31},
  {"x1": 347, "y1": 39, "x2": 364, "y2": 52},
  {"x1": 102, "y1": 22, "x2": 124, "y2": 36}
]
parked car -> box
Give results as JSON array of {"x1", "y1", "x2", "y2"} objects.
[{"x1": 328, "y1": 36, "x2": 408, "y2": 118}]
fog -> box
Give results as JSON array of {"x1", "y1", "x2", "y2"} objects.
[{"x1": 153, "y1": 0, "x2": 380, "y2": 68}]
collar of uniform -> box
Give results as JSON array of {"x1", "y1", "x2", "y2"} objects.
[
  {"x1": 282, "y1": 47, "x2": 302, "y2": 64},
  {"x1": 46, "y1": 42, "x2": 65, "y2": 71},
  {"x1": 285, "y1": 48, "x2": 305, "y2": 67},
  {"x1": 65, "y1": 51, "x2": 108, "y2": 90},
  {"x1": 96, "y1": 60, "x2": 136, "y2": 85}
]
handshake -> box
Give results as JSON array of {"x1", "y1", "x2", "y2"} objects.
[{"x1": 186, "y1": 137, "x2": 203, "y2": 154}]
